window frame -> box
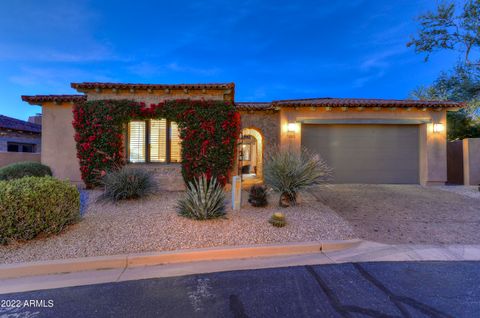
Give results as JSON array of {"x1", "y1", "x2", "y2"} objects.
[
  {"x1": 7, "y1": 142, "x2": 36, "y2": 153},
  {"x1": 126, "y1": 119, "x2": 181, "y2": 164}
]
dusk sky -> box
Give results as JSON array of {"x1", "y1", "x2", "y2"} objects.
[{"x1": 0, "y1": 0, "x2": 459, "y2": 120}]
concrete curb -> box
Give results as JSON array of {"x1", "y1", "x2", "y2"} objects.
[{"x1": 0, "y1": 239, "x2": 362, "y2": 279}]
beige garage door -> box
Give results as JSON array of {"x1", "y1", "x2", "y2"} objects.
[{"x1": 301, "y1": 124, "x2": 419, "y2": 184}]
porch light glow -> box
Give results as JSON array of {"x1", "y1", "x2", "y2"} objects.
[
  {"x1": 433, "y1": 123, "x2": 445, "y2": 133},
  {"x1": 287, "y1": 123, "x2": 299, "y2": 133}
]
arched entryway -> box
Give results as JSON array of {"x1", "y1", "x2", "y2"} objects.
[{"x1": 238, "y1": 128, "x2": 263, "y2": 182}]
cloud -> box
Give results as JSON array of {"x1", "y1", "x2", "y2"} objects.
[
  {"x1": 127, "y1": 62, "x2": 162, "y2": 77},
  {"x1": 360, "y1": 46, "x2": 407, "y2": 70},
  {"x1": 0, "y1": 44, "x2": 124, "y2": 63},
  {"x1": 165, "y1": 63, "x2": 220, "y2": 76},
  {"x1": 127, "y1": 62, "x2": 220, "y2": 77},
  {"x1": 353, "y1": 45, "x2": 409, "y2": 88},
  {"x1": 0, "y1": 1, "x2": 124, "y2": 63},
  {"x1": 9, "y1": 66, "x2": 116, "y2": 88},
  {"x1": 353, "y1": 70, "x2": 386, "y2": 88}
]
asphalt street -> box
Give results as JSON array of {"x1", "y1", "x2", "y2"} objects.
[{"x1": 0, "y1": 261, "x2": 479, "y2": 318}]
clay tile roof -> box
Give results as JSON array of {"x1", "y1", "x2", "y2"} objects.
[
  {"x1": 235, "y1": 102, "x2": 273, "y2": 111},
  {"x1": 71, "y1": 82, "x2": 235, "y2": 91},
  {"x1": 0, "y1": 114, "x2": 41, "y2": 133},
  {"x1": 21, "y1": 95, "x2": 87, "y2": 105},
  {"x1": 272, "y1": 98, "x2": 463, "y2": 108}
]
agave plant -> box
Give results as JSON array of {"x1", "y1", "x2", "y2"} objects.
[
  {"x1": 177, "y1": 175, "x2": 226, "y2": 220},
  {"x1": 264, "y1": 147, "x2": 332, "y2": 207}
]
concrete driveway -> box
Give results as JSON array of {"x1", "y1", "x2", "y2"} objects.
[{"x1": 310, "y1": 185, "x2": 480, "y2": 244}]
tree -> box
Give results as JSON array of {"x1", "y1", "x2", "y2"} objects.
[
  {"x1": 407, "y1": 0, "x2": 480, "y2": 66},
  {"x1": 409, "y1": 65, "x2": 480, "y2": 140},
  {"x1": 408, "y1": 0, "x2": 480, "y2": 139}
]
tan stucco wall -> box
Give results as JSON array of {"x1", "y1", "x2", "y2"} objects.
[
  {"x1": 85, "y1": 88, "x2": 232, "y2": 103},
  {"x1": 463, "y1": 138, "x2": 480, "y2": 185},
  {"x1": 41, "y1": 102, "x2": 82, "y2": 184},
  {"x1": 279, "y1": 107, "x2": 448, "y2": 185},
  {"x1": 0, "y1": 152, "x2": 40, "y2": 168}
]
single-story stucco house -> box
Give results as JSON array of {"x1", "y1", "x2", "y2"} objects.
[
  {"x1": 0, "y1": 114, "x2": 41, "y2": 167},
  {"x1": 22, "y1": 82, "x2": 461, "y2": 188}
]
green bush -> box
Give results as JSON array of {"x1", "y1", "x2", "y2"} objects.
[
  {"x1": 0, "y1": 176, "x2": 80, "y2": 244},
  {"x1": 177, "y1": 175, "x2": 226, "y2": 220},
  {"x1": 0, "y1": 161, "x2": 52, "y2": 180},
  {"x1": 264, "y1": 147, "x2": 332, "y2": 207},
  {"x1": 99, "y1": 167, "x2": 157, "y2": 202}
]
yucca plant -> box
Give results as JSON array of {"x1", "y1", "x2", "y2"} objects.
[
  {"x1": 99, "y1": 167, "x2": 157, "y2": 202},
  {"x1": 264, "y1": 147, "x2": 332, "y2": 207},
  {"x1": 177, "y1": 175, "x2": 226, "y2": 220}
]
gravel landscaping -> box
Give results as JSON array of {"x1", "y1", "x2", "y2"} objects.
[
  {"x1": 435, "y1": 185, "x2": 480, "y2": 200},
  {"x1": 311, "y1": 184, "x2": 480, "y2": 244},
  {"x1": 0, "y1": 189, "x2": 354, "y2": 264}
]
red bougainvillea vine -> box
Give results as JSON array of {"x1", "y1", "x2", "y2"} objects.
[{"x1": 72, "y1": 99, "x2": 241, "y2": 188}]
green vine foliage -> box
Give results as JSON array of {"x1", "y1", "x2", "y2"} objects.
[{"x1": 72, "y1": 99, "x2": 241, "y2": 188}]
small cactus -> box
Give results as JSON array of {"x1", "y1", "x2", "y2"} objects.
[
  {"x1": 269, "y1": 212, "x2": 286, "y2": 227},
  {"x1": 248, "y1": 185, "x2": 268, "y2": 207}
]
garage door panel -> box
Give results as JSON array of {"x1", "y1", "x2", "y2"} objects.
[
  {"x1": 342, "y1": 154, "x2": 416, "y2": 162},
  {"x1": 333, "y1": 170, "x2": 417, "y2": 184},
  {"x1": 301, "y1": 124, "x2": 419, "y2": 184},
  {"x1": 332, "y1": 159, "x2": 418, "y2": 171}
]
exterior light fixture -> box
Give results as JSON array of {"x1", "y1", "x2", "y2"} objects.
[
  {"x1": 433, "y1": 123, "x2": 445, "y2": 133},
  {"x1": 287, "y1": 123, "x2": 298, "y2": 133}
]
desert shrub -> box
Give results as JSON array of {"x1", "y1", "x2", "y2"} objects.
[
  {"x1": 248, "y1": 184, "x2": 268, "y2": 207},
  {"x1": 99, "y1": 167, "x2": 157, "y2": 202},
  {"x1": 0, "y1": 161, "x2": 52, "y2": 180},
  {"x1": 264, "y1": 147, "x2": 332, "y2": 207},
  {"x1": 0, "y1": 176, "x2": 80, "y2": 244},
  {"x1": 177, "y1": 175, "x2": 226, "y2": 220}
]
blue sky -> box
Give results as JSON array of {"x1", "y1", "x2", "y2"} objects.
[{"x1": 0, "y1": 0, "x2": 459, "y2": 120}]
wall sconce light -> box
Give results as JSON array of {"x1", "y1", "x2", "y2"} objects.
[
  {"x1": 287, "y1": 123, "x2": 299, "y2": 133},
  {"x1": 287, "y1": 123, "x2": 298, "y2": 138},
  {"x1": 433, "y1": 123, "x2": 445, "y2": 133}
]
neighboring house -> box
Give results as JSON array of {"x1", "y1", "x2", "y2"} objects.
[
  {"x1": 0, "y1": 114, "x2": 41, "y2": 167},
  {"x1": 0, "y1": 114, "x2": 41, "y2": 153},
  {"x1": 22, "y1": 82, "x2": 461, "y2": 187},
  {"x1": 28, "y1": 114, "x2": 42, "y2": 125}
]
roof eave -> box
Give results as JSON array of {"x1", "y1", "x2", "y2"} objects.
[{"x1": 21, "y1": 95, "x2": 87, "y2": 106}]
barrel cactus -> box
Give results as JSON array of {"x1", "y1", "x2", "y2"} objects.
[{"x1": 269, "y1": 212, "x2": 286, "y2": 227}]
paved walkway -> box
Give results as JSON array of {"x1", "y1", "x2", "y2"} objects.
[{"x1": 1, "y1": 241, "x2": 479, "y2": 295}]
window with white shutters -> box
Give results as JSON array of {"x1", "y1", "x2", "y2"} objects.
[
  {"x1": 150, "y1": 119, "x2": 167, "y2": 162},
  {"x1": 128, "y1": 121, "x2": 146, "y2": 162},
  {"x1": 127, "y1": 120, "x2": 181, "y2": 163},
  {"x1": 170, "y1": 122, "x2": 182, "y2": 163}
]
